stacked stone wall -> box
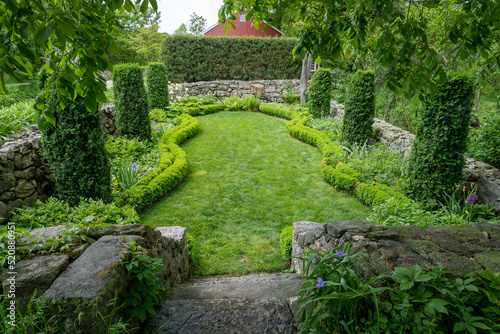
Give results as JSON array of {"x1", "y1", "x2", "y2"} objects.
[{"x1": 169, "y1": 79, "x2": 300, "y2": 104}]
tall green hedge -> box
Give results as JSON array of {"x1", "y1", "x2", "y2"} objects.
[
  {"x1": 147, "y1": 62, "x2": 169, "y2": 110},
  {"x1": 113, "y1": 64, "x2": 151, "y2": 141},
  {"x1": 341, "y1": 70, "x2": 375, "y2": 145},
  {"x1": 160, "y1": 35, "x2": 301, "y2": 82},
  {"x1": 308, "y1": 67, "x2": 333, "y2": 118},
  {"x1": 41, "y1": 97, "x2": 112, "y2": 206},
  {"x1": 406, "y1": 74, "x2": 474, "y2": 204}
]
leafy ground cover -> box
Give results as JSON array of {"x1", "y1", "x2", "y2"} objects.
[{"x1": 141, "y1": 111, "x2": 371, "y2": 275}]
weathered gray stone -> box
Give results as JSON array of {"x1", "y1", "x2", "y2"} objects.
[
  {"x1": 19, "y1": 225, "x2": 72, "y2": 244},
  {"x1": 326, "y1": 220, "x2": 378, "y2": 238},
  {"x1": 473, "y1": 251, "x2": 500, "y2": 272},
  {"x1": 0, "y1": 192, "x2": 14, "y2": 201},
  {"x1": 1, "y1": 255, "x2": 68, "y2": 312},
  {"x1": 88, "y1": 224, "x2": 157, "y2": 248},
  {"x1": 294, "y1": 221, "x2": 325, "y2": 246},
  {"x1": 13, "y1": 155, "x2": 23, "y2": 170},
  {"x1": 43, "y1": 235, "x2": 140, "y2": 325},
  {"x1": 475, "y1": 178, "x2": 500, "y2": 212},
  {"x1": 21, "y1": 192, "x2": 39, "y2": 207},
  {"x1": 428, "y1": 225, "x2": 488, "y2": 243},
  {"x1": 429, "y1": 232, "x2": 469, "y2": 255},
  {"x1": 14, "y1": 180, "x2": 35, "y2": 198},
  {"x1": 475, "y1": 222, "x2": 500, "y2": 240}
]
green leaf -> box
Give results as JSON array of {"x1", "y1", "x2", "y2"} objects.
[
  {"x1": 149, "y1": 0, "x2": 157, "y2": 12},
  {"x1": 415, "y1": 274, "x2": 433, "y2": 282},
  {"x1": 427, "y1": 298, "x2": 448, "y2": 315},
  {"x1": 140, "y1": 0, "x2": 148, "y2": 13},
  {"x1": 84, "y1": 93, "x2": 97, "y2": 112},
  {"x1": 470, "y1": 322, "x2": 490, "y2": 330},
  {"x1": 400, "y1": 280, "x2": 414, "y2": 290},
  {"x1": 35, "y1": 23, "x2": 54, "y2": 45}
]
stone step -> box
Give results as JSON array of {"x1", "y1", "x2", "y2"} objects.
[{"x1": 143, "y1": 273, "x2": 302, "y2": 334}]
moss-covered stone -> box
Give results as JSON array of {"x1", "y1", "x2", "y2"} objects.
[
  {"x1": 473, "y1": 251, "x2": 500, "y2": 272},
  {"x1": 392, "y1": 225, "x2": 428, "y2": 240},
  {"x1": 429, "y1": 252, "x2": 483, "y2": 275},
  {"x1": 428, "y1": 225, "x2": 487, "y2": 243}
]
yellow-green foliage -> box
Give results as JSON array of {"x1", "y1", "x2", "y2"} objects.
[
  {"x1": 113, "y1": 114, "x2": 199, "y2": 211},
  {"x1": 335, "y1": 163, "x2": 365, "y2": 182},
  {"x1": 280, "y1": 226, "x2": 293, "y2": 261},
  {"x1": 355, "y1": 183, "x2": 411, "y2": 207},
  {"x1": 259, "y1": 103, "x2": 299, "y2": 120},
  {"x1": 286, "y1": 116, "x2": 344, "y2": 165},
  {"x1": 321, "y1": 165, "x2": 358, "y2": 193},
  {"x1": 183, "y1": 104, "x2": 223, "y2": 116}
]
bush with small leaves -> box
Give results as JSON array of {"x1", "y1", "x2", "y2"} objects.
[
  {"x1": 146, "y1": 63, "x2": 169, "y2": 110},
  {"x1": 113, "y1": 64, "x2": 151, "y2": 141},
  {"x1": 406, "y1": 74, "x2": 474, "y2": 204},
  {"x1": 41, "y1": 97, "x2": 112, "y2": 206},
  {"x1": 308, "y1": 67, "x2": 333, "y2": 118},
  {"x1": 341, "y1": 70, "x2": 375, "y2": 145}
]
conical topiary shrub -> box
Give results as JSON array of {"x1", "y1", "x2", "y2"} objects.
[
  {"x1": 406, "y1": 74, "x2": 474, "y2": 204},
  {"x1": 341, "y1": 70, "x2": 375, "y2": 145},
  {"x1": 308, "y1": 67, "x2": 333, "y2": 118},
  {"x1": 147, "y1": 62, "x2": 170, "y2": 110},
  {"x1": 113, "y1": 64, "x2": 151, "y2": 141}
]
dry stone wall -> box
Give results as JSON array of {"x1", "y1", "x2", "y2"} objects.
[
  {"x1": 169, "y1": 79, "x2": 300, "y2": 104},
  {"x1": 0, "y1": 125, "x2": 53, "y2": 224},
  {"x1": 292, "y1": 220, "x2": 500, "y2": 278},
  {"x1": 0, "y1": 224, "x2": 190, "y2": 332}
]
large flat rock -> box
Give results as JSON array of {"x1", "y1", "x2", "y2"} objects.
[{"x1": 44, "y1": 235, "x2": 140, "y2": 300}]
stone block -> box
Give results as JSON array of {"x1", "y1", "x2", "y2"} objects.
[
  {"x1": 326, "y1": 220, "x2": 377, "y2": 238},
  {"x1": 14, "y1": 180, "x2": 35, "y2": 198},
  {"x1": 1, "y1": 255, "x2": 69, "y2": 312}
]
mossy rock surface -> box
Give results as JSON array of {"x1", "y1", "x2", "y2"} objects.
[
  {"x1": 392, "y1": 225, "x2": 428, "y2": 240},
  {"x1": 473, "y1": 251, "x2": 500, "y2": 272},
  {"x1": 428, "y1": 225, "x2": 487, "y2": 243},
  {"x1": 429, "y1": 252, "x2": 483, "y2": 274}
]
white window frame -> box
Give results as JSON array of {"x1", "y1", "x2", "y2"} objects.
[{"x1": 240, "y1": 14, "x2": 246, "y2": 22}]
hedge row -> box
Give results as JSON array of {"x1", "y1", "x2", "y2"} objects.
[
  {"x1": 160, "y1": 35, "x2": 301, "y2": 83},
  {"x1": 183, "y1": 104, "x2": 223, "y2": 116},
  {"x1": 256, "y1": 103, "x2": 411, "y2": 208},
  {"x1": 113, "y1": 114, "x2": 199, "y2": 211}
]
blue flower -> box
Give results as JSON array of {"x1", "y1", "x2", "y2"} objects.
[
  {"x1": 315, "y1": 277, "x2": 325, "y2": 288},
  {"x1": 152, "y1": 121, "x2": 156, "y2": 125},
  {"x1": 156, "y1": 127, "x2": 161, "y2": 132},
  {"x1": 336, "y1": 250, "x2": 346, "y2": 258},
  {"x1": 466, "y1": 193, "x2": 478, "y2": 204},
  {"x1": 130, "y1": 163, "x2": 137, "y2": 171},
  {"x1": 312, "y1": 256, "x2": 319, "y2": 264}
]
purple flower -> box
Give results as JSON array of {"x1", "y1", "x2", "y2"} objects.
[
  {"x1": 336, "y1": 250, "x2": 346, "y2": 258},
  {"x1": 312, "y1": 256, "x2": 320, "y2": 264},
  {"x1": 466, "y1": 193, "x2": 478, "y2": 204},
  {"x1": 152, "y1": 121, "x2": 156, "y2": 125},
  {"x1": 315, "y1": 277, "x2": 325, "y2": 288},
  {"x1": 130, "y1": 163, "x2": 137, "y2": 171},
  {"x1": 156, "y1": 127, "x2": 161, "y2": 132}
]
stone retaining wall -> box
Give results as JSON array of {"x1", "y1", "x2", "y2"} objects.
[
  {"x1": 292, "y1": 220, "x2": 500, "y2": 278},
  {"x1": 0, "y1": 224, "x2": 190, "y2": 332},
  {"x1": 100, "y1": 102, "x2": 119, "y2": 138},
  {"x1": 169, "y1": 79, "x2": 300, "y2": 104},
  {"x1": 0, "y1": 126, "x2": 53, "y2": 223}
]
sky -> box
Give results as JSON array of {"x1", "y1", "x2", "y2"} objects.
[{"x1": 157, "y1": 0, "x2": 225, "y2": 34}]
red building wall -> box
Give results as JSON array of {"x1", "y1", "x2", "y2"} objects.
[{"x1": 204, "y1": 12, "x2": 282, "y2": 38}]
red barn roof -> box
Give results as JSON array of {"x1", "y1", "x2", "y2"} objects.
[{"x1": 203, "y1": 11, "x2": 283, "y2": 38}]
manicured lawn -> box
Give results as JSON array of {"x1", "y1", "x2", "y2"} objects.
[{"x1": 141, "y1": 111, "x2": 371, "y2": 275}]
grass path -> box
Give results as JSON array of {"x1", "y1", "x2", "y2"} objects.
[{"x1": 141, "y1": 112, "x2": 371, "y2": 275}]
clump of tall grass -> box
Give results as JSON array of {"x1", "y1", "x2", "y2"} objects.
[{"x1": 0, "y1": 100, "x2": 38, "y2": 144}]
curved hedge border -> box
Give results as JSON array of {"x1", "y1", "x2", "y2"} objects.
[
  {"x1": 258, "y1": 103, "x2": 411, "y2": 208},
  {"x1": 114, "y1": 114, "x2": 199, "y2": 211}
]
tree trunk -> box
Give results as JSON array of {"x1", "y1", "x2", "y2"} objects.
[{"x1": 300, "y1": 54, "x2": 312, "y2": 105}]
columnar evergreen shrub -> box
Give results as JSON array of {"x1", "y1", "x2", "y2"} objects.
[
  {"x1": 160, "y1": 35, "x2": 301, "y2": 82},
  {"x1": 406, "y1": 74, "x2": 474, "y2": 204},
  {"x1": 146, "y1": 63, "x2": 169, "y2": 110},
  {"x1": 308, "y1": 67, "x2": 333, "y2": 118},
  {"x1": 341, "y1": 70, "x2": 375, "y2": 144},
  {"x1": 41, "y1": 97, "x2": 112, "y2": 206},
  {"x1": 114, "y1": 64, "x2": 151, "y2": 141}
]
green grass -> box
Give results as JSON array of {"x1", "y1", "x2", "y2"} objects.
[{"x1": 141, "y1": 111, "x2": 371, "y2": 275}]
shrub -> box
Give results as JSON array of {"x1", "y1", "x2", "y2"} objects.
[
  {"x1": 105, "y1": 136, "x2": 150, "y2": 161},
  {"x1": 406, "y1": 74, "x2": 474, "y2": 204},
  {"x1": 308, "y1": 67, "x2": 333, "y2": 118},
  {"x1": 160, "y1": 35, "x2": 301, "y2": 82},
  {"x1": 280, "y1": 226, "x2": 293, "y2": 261},
  {"x1": 41, "y1": 97, "x2": 112, "y2": 206},
  {"x1": 149, "y1": 108, "x2": 167, "y2": 123},
  {"x1": 146, "y1": 63, "x2": 170, "y2": 110},
  {"x1": 259, "y1": 103, "x2": 300, "y2": 120},
  {"x1": 113, "y1": 63, "x2": 151, "y2": 141},
  {"x1": 341, "y1": 70, "x2": 376, "y2": 145},
  {"x1": 12, "y1": 197, "x2": 139, "y2": 229},
  {"x1": 467, "y1": 112, "x2": 500, "y2": 168}
]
